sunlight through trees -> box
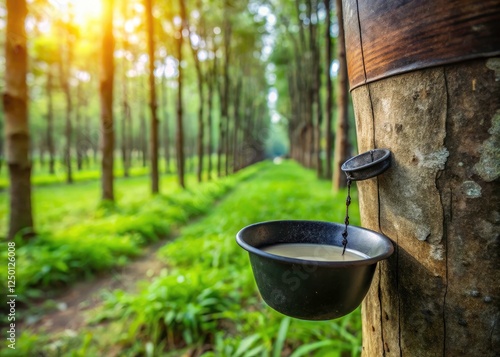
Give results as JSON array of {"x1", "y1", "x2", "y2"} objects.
[{"x1": 1, "y1": 0, "x2": 352, "y2": 243}]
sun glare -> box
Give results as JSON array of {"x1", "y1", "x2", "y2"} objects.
[{"x1": 67, "y1": 0, "x2": 103, "y2": 24}]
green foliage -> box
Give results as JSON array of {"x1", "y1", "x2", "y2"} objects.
[
  {"x1": 0, "y1": 161, "x2": 361, "y2": 356},
  {"x1": 92, "y1": 161, "x2": 361, "y2": 356},
  {"x1": 0, "y1": 164, "x2": 151, "y2": 190},
  {"x1": 0, "y1": 165, "x2": 259, "y2": 306}
]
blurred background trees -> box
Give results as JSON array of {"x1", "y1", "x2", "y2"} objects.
[{"x1": 1, "y1": 0, "x2": 355, "y2": 239}]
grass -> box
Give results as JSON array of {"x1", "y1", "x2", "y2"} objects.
[
  {"x1": 0, "y1": 154, "x2": 225, "y2": 190},
  {"x1": 0, "y1": 159, "x2": 151, "y2": 190},
  {"x1": 0, "y1": 163, "x2": 260, "y2": 302},
  {"x1": 1, "y1": 161, "x2": 362, "y2": 356}
]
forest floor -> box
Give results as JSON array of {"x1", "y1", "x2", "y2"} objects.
[
  {"x1": 18, "y1": 173, "x2": 235, "y2": 336},
  {"x1": 1, "y1": 166, "x2": 250, "y2": 348},
  {"x1": 3, "y1": 161, "x2": 363, "y2": 356},
  {"x1": 26, "y1": 237, "x2": 168, "y2": 335}
]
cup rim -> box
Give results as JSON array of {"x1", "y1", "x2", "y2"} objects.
[
  {"x1": 341, "y1": 148, "x2": 391, "y2": 179},
  {"x1": 236, "y1": 219, "x2": 394, "y2": 267}
]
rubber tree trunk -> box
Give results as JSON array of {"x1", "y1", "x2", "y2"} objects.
[
  {"x1": 46, "y1": 64, "x2": 55, "y2": 175},
  {"x1": 324, "y1": 0, "x2": 334, "y2": 180},
  {"x1": 4, "y1": 0, "x2": 33, "y2": 239},
  {"x1": 332, "y1": 0, "x2": 349, "y2": 191},
  {"x1": 100, "y1": 0, "x2": 115, "y2": 201},
  {"x1": 161, "y1": 59, "x2": 171, "y2": 174},
  {"x1": 222, "y1": 16, "x2": 231, "y2": 177},
  {"x1": 145, "y1": 0, "x2": 159, "y2": 194},
  {"x1": 60, "y1": 34, "x2": 73, "y2": 184},
  {"x1": 75, "y1": 80, "x2": 83, "y2": 171},
  {"x1": 176, "y1": 0, "x2": 186, "y2": 188},
  {"x1": 121, "y1": 0, "x2": 131, "y2": 178},
  {"x1": 342, "y1": 0, "x2": 500, "y2": 356},
  {"x1": 206, "y1": 59, "x2": 215, "y2": 180}
]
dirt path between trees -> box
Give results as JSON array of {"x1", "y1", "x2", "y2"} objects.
[{"x1": 24, "y1": 238, "x2": 169, "y2": 335}]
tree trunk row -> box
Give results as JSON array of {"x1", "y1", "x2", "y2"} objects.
[{"x1": 4, "y1": 0, "x2": 33, "y2": 239}]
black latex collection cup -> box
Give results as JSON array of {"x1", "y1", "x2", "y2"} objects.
[
  {"x1": 236, "y1": 149, "x2": 394, "y2": 320},
  {"x1": 236, "y1": 220, "x2": 393, "y2": 320}
]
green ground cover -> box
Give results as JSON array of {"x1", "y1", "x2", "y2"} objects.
[
  {"x1": 2, "y1": 161, "x2": 362, "y2": 356},
  {"x1": 0, "y1": 155, "x2": 222, "y2": 190},
  {"x1": 0, "y1": 164, "x2": 258, "y2": 302}
]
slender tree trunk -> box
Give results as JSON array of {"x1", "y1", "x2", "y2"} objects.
[
  {"x1": 196, "y1": 78, "x2": 205, "y2": 183},
  {"x1": 145, "y1": 0, "x2": 159, "y2": 194},
  {"x1": 190, "y1": 40, "x2": 205, "y2": 183},
  {"x1": 232, "y1": 76, "x2": 242, "y2": 173},
  {"x1": 161, "y1": 60, "x2": 171, "y2": 174},
  {"x1": 224, "y1": 101, "x2": 230, "y2": 176},
  {"x1": 60, "y1": 32, "x2": 73, "y2": 184},
  {"x1": 140, "y1": 107, "x2": 147, "y2": 167},
  {"x1": 307, "y1": 0, "x2": 318, "y2": 170},
  {"x1": 295, "y1": 0, "x2": 311, "y2": 168},
  {"x1": 139, "y1": 74, "x2": 148, "y2": 168},
  {"x1": 79, "y1": 78, "x2": 89, "y2": 169},
  {"x1": 176, "y1": 0, "x2": 186, "y2": 188},
  {"x1": 64, "y1": 92, "x2": 73, "y2": 183},
  {"x1": 315, "y1": 78, "x2": 324, "y2": 176},
  {"x1": 217, "y1": 88, "x2": 223, "y2": 178},
  {"x1": 223, "y1": 19, "x2": 232, "y2": 176},
  {"x1": 324, "y1": 0, "x2": 334, "y2": 179},
  {"x1": 83, "y1": 82, "x2": 92, "y2": 170},
  {"x1": 38, "y1": 140, "x2": 44, "y2": 169},
  {"x1": 206, "y1": 60, "x2": 215, "y2": 180},
  {"x1": 75, "y1": 80, "x2": 83, "y2": 171},
  {"x1": 216, "y1": 48, "x2": 224, "y2": 178},
  {"x1": 100, "y1": 0, "x2": 115, "y2": 201},
  {"x1": 4, "y1": 0, "x2": 33, "y2": 239},
  {"x1": 46, "y1": 64, "x2": 55, "y2": 174},
  {"x1": 121, "y1": 0, "x2": 130, "y2": 177},
  {"x1": 121, "y1": 79, "x2": 130, "y2": 178},
  {"x1": 83, "y1": 114, "x2": 91, "y2": 169},
  {"x1": 314, "y1": 1, "x2": 323, "y2": 178},
  {"x1": 332, "y1": 0, "x2": 349, "y2": 191}
]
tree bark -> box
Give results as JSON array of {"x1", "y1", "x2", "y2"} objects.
[
  {"x1": 222, "y1": 16, "x2": 232, "y2": 177},
  {"x1": 332, "y1": 0, "x2": 349, "y2": 191},
  {"x1": 140, "y1": 98, "x2": 148, "y2": 168},
  {"x1": 160, "y1": 58, "x2": 171, "y2": 174},
  {"x1": 307, "y1": 0, "x2": 318, "y2": 171},
  {"x1": 354, "y1": 58, "x2": 500, "y2": 357},
  {"x1": 313, "y1": 1, "x2": 323, "y2": 178},
  {"x1": 4, "y1": 0, "x2": 33, "y2": 239},
  {"x1": 343, "y1": 1, "x2": 500, "y2": 354},
  {"x1": 188, "y1": 23, "x2": 205, "y2": 183},
  {"x1": 206, "y1": 57, "x2": 215, "y2": 180},
  {"x1": 324, "y1": 0, "x2": 333, "y2": 179},
  {"x1": 232, "y1": 76, "x2": 242, "y2": 173},
  {"x1": 59, "y1": 27, "x2": 73, "y2": 184},
  {"x1": 216, "y1": 42, "x2": 224, "y2": 178},
  {"x1": 100, "y1": 0, "x2": 115, "y2": 201},
  {"x1": 196, "y1": 75, "x2": 205, "y2": 182},
  {"x1": 176, "y1": 0, "x2": 186, "y2": 188},
  {"x1": 145, "y1": 0, "x2": 159, "y2": 194},
  {"x1": 121, "y1": 0, "x2": 130, "y2": 178},
  {"x1": 75, "y1": 79, "x2": 83, "y2": 171},
  {"x1": 46, "y1": 63, "x2": 55, "y2": 174}
]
